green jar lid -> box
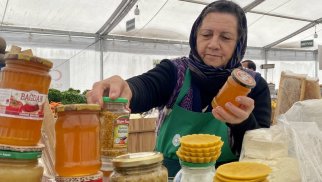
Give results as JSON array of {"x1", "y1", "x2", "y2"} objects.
[
  {"x1": 0, "y1": 149, "x2": 42, "y2": 160},
  {"x1": 103, "y1": 97, "x2": 128, "y2": 103}
]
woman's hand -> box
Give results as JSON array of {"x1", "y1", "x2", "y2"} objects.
[
  {"x1": 212, "y1": 96, "x2": 254, "y2": 124},
  {"x1": 86, "y1": 75, "x2": 132, "y2": 107}
]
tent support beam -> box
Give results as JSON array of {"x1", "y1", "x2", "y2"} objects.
[
  {"x1": 0, "y1": 25, "x2": 96, "y2": 37},
  {"x1": 98, "y1": 0, "x2": 138, "y2": 37},
  {"x1": 249, "y1": 10, "x2": 314, "y2": 22},
  {"x1": 264, "y1": 18, "x2": 322, "y2": 49}
]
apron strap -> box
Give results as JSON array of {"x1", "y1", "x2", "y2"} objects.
[{"x1": 175, "y1": 69, "x2": 191, "y2": 105}]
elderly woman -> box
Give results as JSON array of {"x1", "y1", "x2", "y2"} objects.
[{"x1": 87, "y1": 0, "x2": 271, "y2": 177}]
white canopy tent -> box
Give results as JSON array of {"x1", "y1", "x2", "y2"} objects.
[{"x1": 0, "y1": 0, "x2": 321, "y2": 91}]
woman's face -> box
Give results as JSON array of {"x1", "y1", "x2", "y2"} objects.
[{"x1": 196, "y1": 12, "x2": 238, "y2": 68}]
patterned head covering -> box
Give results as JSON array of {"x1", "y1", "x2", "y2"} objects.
[{"x1": 188, "y1": 0, "x2": 247, "y2": 80}]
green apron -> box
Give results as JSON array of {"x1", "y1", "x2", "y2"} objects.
[{"x1": 156, "y1": 69, "x2": 237, "y2": 177}]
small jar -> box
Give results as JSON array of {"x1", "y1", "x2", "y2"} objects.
[
  {"x1": 55, "y1": 104, "x2": 101, "y2": 177},
  {"x1": 100, "y1": 97, "x2": 130, "y2": 158},
  {"x1": 0, "y1": 147, "x2": 44, "y2": 181},
  {"x1": 179, "y1": 164, "x2": 215, "y2": 182},
  {"x1": 212, "y1": 68, "x2": 256, "y2": 110},
  {"x1": 0, "y1": 53, "x2": 53, "y2": 146},
  {"x1": 110, "y1": 152, "x2": 168, "y2": 182}
]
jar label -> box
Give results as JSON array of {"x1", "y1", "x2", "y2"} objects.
[
  {"x1": 0, "y1": 88, "x2": 46, "y2": 120},
  {"x1": 113, "y1": 115, "x2": 129, "y2": 148}
]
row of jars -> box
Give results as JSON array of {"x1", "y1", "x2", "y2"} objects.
[{"x1": 0, "y1": 50, "x2": 53, "y2": 181}]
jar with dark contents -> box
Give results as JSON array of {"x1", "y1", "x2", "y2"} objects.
[
  {"x1": 100, "y1": 97, "x2": 130, "y2": 158},
  {"x1": 211, "y1": 68, "x2": 256, "y2": 110},
  {"x1": 110, "y1": 152, "x2": 168, "y2": 182}
]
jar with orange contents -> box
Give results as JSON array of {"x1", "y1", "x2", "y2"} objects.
[
  {"x1": 55, "y1": 104, "x2": 101, "y2": 177},
  {"x1": 212, "y1": 68, "x2": 256, "y2": 110},
  {"x1": 0, "y1": 52, "x2": 53, "y2": 146}
]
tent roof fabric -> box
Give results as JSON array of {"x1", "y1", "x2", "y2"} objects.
[{"x1": 1, "y1": 0, "x2": 322, "y2": 50}]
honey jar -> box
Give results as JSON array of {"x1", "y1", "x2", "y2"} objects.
[
  {"x1": 55, "y1": 104, "x2": 101, "y2": 177},
  {"x1": 0, "y1": 145, "x2": 44, "y2": 182},
  {"x1": 0, "y1": 53, "x2": 53, "y2": 146},
  {"x1": 212, "y1": 68, "x2": 256, "y2": 110},
  {"x1": 110, "y1": 152, "x2": 168, "y2": 182}
]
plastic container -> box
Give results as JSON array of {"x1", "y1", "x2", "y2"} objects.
[
  {"x1": 212, "y1": 68, "x2": 256, "y2": 110},
  {"x1": 100, "y1": 97, "x2": 130, "y2": 158},
  {"x1": 174, "y1": 162, "x2": 215, "y2": 182},
  {"x1": 55, "y1": 104, "x2": 101, "y2": 177},
  {"x1": 0, "y1": 147, "x2": 44, "y2": 182},
  {"x1": 0, "y1": 53, "x2": 53, "y2": 146},
  {"x1": 110, "y1": 152, "x2": 168, "y2": 182}
]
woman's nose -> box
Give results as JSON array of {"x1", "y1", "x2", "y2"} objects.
[{"x1": 208, "y1": 36, "x2": 220, "y2": 49}]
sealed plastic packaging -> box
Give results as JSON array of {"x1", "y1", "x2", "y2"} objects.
[
  {"x1": 55, "y1": 104, "x2": 101, "y2": 177},
  {"x1": 212, "y1": 68, "x2": 256, "y2": 110},
  {"x1": 110, "y1": 152, "x2": 168, "y2": 182},
  {"x1": 0, "y1": 53, "x2": 53, "y2": 146},
  {"x1": 0, "y1": 145, "x2": 44, "y2": 182}
]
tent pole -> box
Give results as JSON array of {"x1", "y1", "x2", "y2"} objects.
[{"x1": 264, "y1": 49, "x2": 268, "y2": 81}]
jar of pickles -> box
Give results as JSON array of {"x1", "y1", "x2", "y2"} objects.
[
  {"x1": 55, "y1": 104, "x2": 101, "y2": 177},
  {"x1": 0, "y1": 146, "x2": 44, "y2": 181},
  {"x1": 0, "y1": 51, "x2": 53, "y2": 146},
  {"x1": 100, "y1": 97, "x2": 130, "y2": 158},
  {"x1": 211, "y1": 68, "x2": 256, "y2": 110},
  {"x1": 110, "y1": 152, "x2": 168, "y2": 182}
]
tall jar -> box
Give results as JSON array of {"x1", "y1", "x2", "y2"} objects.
[
  {"x1": 0, "y1": 53, "x2": 53, "y2": 146},
  {"x1": 0, "y1": 147, "x2": 44, "y2": 182},
  {"x1": 211, "y1": 68, "x2": 256, "y2": 110},
  {"x1": 55, "y1": 104, "x2": 101, "y2": 177},
  {"x1": 100, "y1": 97, "x2": 130, "y2": 176},
  {"x1": 110, "y1": 152, "x2": 168, "y2": 182}
]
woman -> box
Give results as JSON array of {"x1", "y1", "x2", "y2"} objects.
[{"x1": 87, "y1": 0, "x2": 271, "y2": 177}]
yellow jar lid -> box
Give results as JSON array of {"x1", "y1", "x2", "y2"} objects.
[
  {"x1": 231, "y1": 68, "x2": 256, "y2": 88},
  {"x1": 112, "y1": 152, "x2": 163, "y2": 168},
  {"x1": 56, "y1": 104, "x2": 101, "y2": 113},
  {"x1": 4, "y1": 53, "x2": 53, "y2": 69},
  {"x1": 0, "y1": 143, "x2": 44, "y2": 152}
]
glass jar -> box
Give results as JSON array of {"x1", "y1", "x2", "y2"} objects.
[
  {"x1": 212, "y1": 68, "x2": 256, "y2": 110},
  {"x1": 110, "y1": 152, "x2": 168, "y2": 182},
  {"x1": 0, "y1": 148, "x2": 44, "y2": 182},
  {"x1": 100, "y1": 97, "x2": 130, "y2": 159},
  {"x1": 55, "y1": 171, "x2": 103, "y2": 182},
  {"x1": 55, "y1": 104, "x2": 101, "y2": 177},
  {"x1": 0, "y1": 53, "x2": 53, "y2": 146},
  {"x1": 179, "y1": 165, "x2": 215, "y2": 182}
]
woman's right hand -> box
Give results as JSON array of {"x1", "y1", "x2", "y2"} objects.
[{"x1": 86, "y1": 75, "x2": 132, "y2": 107}]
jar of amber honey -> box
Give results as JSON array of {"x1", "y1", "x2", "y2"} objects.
[
  {"x1": 212, "y1": 68, "x2": 256, "y2": 110},
  {"x1": 0, "y1": 53, "x2": 53, "y2": 146},
  {"x1": 55, "y1": 104, "x2": 101, "y2": 177}
]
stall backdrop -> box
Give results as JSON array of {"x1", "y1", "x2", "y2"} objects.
[{"x1": 1, "y1": 0, "x2": 321, "y2": 91}]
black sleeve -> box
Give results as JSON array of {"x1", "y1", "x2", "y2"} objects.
[
  {"x1": 126, "y1": 59, "x2": 177, "y2": 113},
  {"x1": 228, "y1": 75, "x2": 272, "y2": 155}
]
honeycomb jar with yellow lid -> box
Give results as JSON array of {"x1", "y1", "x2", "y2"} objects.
[
  {"x1": 110, "y1": 152, "x2": 168, "y2": 182},
  {"x1": 0, "y1": 51, "x2": 53, "y2": 146},
  {"x1": 55, "y1": 104, "x2": 101, "y2": 177}
]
